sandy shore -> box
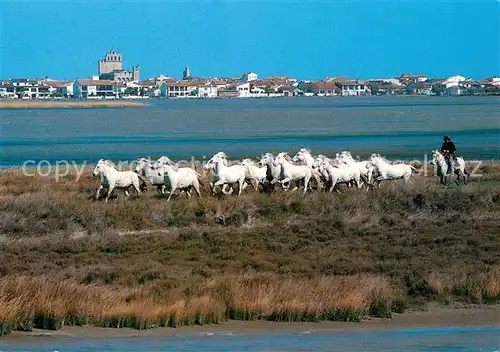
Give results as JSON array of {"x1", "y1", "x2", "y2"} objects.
[
  {"x1": 3, "y1": 304, "x2": 499, "y2": 340},
  {"x1": 0, "y1": 99, "x2": 149, "y2": 108}
]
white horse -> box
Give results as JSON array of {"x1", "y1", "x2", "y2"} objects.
[
  {"x1": 154, "y1": 156, "x2": 174, "y2": 169},
  {"x1": 205, "y1": 153, "x2": 246, "y2": 195},
  {"x1": 273, "y1": 152, "x2": 312, "y2": 195},
  {"x1": 337, "y1": 151, "x2": 374, "y2": 189},
  {"x1": 430, "y1": 150, "x2": 468, "y2": 185},
  {"x1": 366, "y1": 154, "x2": 417, "y2": 187},
  {"x1": 203, "y1": 152, "x2": 239, "y2": 194},
  {"x1": 292, "y1": 148, "x2": 325, "y2": 190},
  {"x1": 92, "y1": 159, "x2": 141, "y2": 203},
  {"x1": 241, "y1": 158, "x2": 267, "y2": 192},
  {"x1": 135, "y1": 157, "x2": 164, "y2": 193},
  {"x1": 259, "y1": 153, "x2": 283, "y2": 185},
  {"x1": 157, "y1": 164, "x2": 202, "y2": 201},
  {"x1": 313, "y1": 157, "x2": 361, "y2": 193}
]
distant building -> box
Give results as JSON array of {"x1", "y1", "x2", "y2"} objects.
[
  {"x1": 398, "y1": 74, "x2": 429, "y2": 84},
  {"x1": 5, "y1": 78, "x2": 51, "y2": 99},
  {"x1": 197, "y1": 85, "x2": 218, "y2": 98},
  {"x1": 162, "y1": 80, "x2": 198, "y2": 98},
  {"x1": 43, "y1": 80, "x2": 74, "y2": 97},
  {"x1": 406, "y1": 82, "x2": 433, "y2": 95},
  {"x1": 335, "y1": 81, "x2": 370, "y2": 96},
  {"x1": 183, "y1": 66, "x2": 191, "y2": 80},
  {"x1": 98, "y1": 49, "x2": 140, "y2": 82},
  {"x1": 73, "y1": 79, "x2": 119, "y2": 99},
  {"x1": 298, "y1": 81, "x2": 339, "y2": 96},
  {"x1": 236, "y1": 82, "x2": 251, "y2": 97},
  {"x1": 241, "y1": 72, "x2": 258, "y2": 82},
  {"x1": 441, "y1": 75, "x2": 466, "y2": 88}
]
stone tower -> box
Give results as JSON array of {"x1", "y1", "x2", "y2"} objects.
[
  {"x1": 132, "y1": 65, "x2": 140, "y2": 81},
  {"x1": 98, "y1": 49, "x2": 123, "y2": 75},
  {"x1": 183, "y1": 66, "x2": 191, "y2": 80}
]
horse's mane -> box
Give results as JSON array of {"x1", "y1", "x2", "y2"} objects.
[
  {"x1": 372, "y1": 154, "x2": 393, "y2": 164},
  {"x1": 102, "y1": 159, "x2": 116, "y2": 167},
  {"x1": 241, "y1": 158, "x2": 256, "y2": 165},
  {"x1": 299, "y1": 148, "x2": 312, "y2": 154}
]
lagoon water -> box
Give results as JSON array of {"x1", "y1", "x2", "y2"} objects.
[
  {"x1": 0, "y1": 326, "x2": 498, "y2": 351},
  {"x1": 1, "y1": 96, "x2": 499, "y2": 166}
]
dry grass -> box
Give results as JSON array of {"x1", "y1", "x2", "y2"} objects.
[
  {"x1": 0, "y1": 99, "x2": 149, "y2": 109},
  {"x1": 0, "y1": 274, "x2": 400, "y2": 333},
  {"x1": 0, "y1": 164, "x2": 499, "y2": 335},
  {"x1": 426, "y1": 266, "x2": 500, "y2": 303}
]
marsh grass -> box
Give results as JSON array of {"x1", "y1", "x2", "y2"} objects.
[
  {"x1": 0, "y1": 164, "x2": 499, "y2": 335},
  {"x1": 0, "y1": 274, "x2": 400, "y2": 332}
]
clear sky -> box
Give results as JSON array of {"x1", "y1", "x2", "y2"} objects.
[{"x1": 1, "y1": 0, "x2": 499, "y2": 81}]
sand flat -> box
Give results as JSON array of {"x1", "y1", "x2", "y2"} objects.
[
  {"x1": 0, "y1": 99, "x2": 149, "y2": 108},
  {"x1": 4, "y1": 305, "x2": 499, "y2": 340}
]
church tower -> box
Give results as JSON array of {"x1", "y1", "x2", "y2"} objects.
[{"x1": 183, "y1": 66, "x2": 191, "y2": 80}]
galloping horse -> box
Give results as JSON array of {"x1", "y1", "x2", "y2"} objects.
[
  {"x1": 93, "y1": 159, "x2": 141, "y2": 203},
  {"x1": 430, "y1": 150, "x2": 469, "y2": 185}
]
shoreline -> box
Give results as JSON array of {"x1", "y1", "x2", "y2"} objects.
[
  {"x1": 0, "y1": 99, "x2": 150, "y2": 109},
  {"x1": 3, "y1": 305, "x2": 499, "y2": 340}
]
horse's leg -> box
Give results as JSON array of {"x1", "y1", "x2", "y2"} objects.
[
  {"x1": 376, "y1": 176, "x2": 385, "y2": 188},
  {"x1": 167, "y1": 184, "x2": 177, "y2": 202},
  {"x1": 252, "y1": 179, "x2": 259, "y2": 192},
  {"x1": 329, "y1": 180, "x2": 336, "y2": 193},
  {"x1": 241, "y1": 181, "x2": 248, "y2": 191},
  {"x1": 193, "y1": 181, "x2": 202, "y2": 199},
  {"x1": 95, "y1": 185, "x2": 103, "y2": 200},
  {"x1": 214, "y1": 180, "x2": 228, "y2": 195},
  {"x1": 303, "y1": 175, "x2": 311, "y2": 195},
  {"x1": 105, "y1": 185, "x2": 115, "y2": 203}
]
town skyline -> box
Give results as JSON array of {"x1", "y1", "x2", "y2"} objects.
[{"x1": 1, "y1": 1, "x2": 499, "y2": 80}]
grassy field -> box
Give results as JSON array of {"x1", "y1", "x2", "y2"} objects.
[
  {"x1": 0, "y1": 163, "x2": 499, "y2": 335},
  {"x1": 0, "y1": 99, "x2": 149, "y2": 109}
]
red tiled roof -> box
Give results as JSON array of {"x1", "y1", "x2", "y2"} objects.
[
  {"x1": 136, "y1": 81, "x2": 157, "y2": 87},
  {"x1": 43, "y1": 80, "x2": 72, "y2": 87},
  {"x1": 313, "y1": 81, "x2": 338, "y2": 89}
]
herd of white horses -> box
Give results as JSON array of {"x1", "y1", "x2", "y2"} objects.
[{"x1": 92, "y1": 149, "x2": 469, "y2": 202}]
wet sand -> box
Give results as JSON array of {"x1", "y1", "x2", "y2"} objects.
[
  {"x1": 4, "y1": 304, "x2": 499, "y2": 340},
  {"x1": 0, "y1": 99, "x2": 149, "y2": 109}
]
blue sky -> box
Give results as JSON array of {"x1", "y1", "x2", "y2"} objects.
[{"x1": 1, "y1": 0, "x2": 499, "y2": 80}]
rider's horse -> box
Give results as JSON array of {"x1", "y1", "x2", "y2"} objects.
[{"x1": 431, "y1": 150, "x2": 469, "y2": 185}]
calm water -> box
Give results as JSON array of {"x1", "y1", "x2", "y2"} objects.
[
  {"x1": 1, "y1": 96, "x2": 499, "y2": 166},
  {"x1": 0, "y1": 326, "x2": 498, "y2": 351}
]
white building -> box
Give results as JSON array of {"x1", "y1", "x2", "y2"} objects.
[
  {"x1": 442, "y1": 75, "x2": 466, "y2": 88},
  {"x1": 197, "y1": 85, "x2": 218, "y2": 98},
  {"x1": 335, "y1": 81, "x2": 370, "y2": 96},
  {"x1": 73, "y1": 79, "x2": 119, "y2": 98},
  {"x1": 163, "y1": 81, "x2": 198, "y2": 98},
  {"x1": 43, "y1": 80, "x2": 74, "y2": 97},
  {"x1": 241, "y1": 72, "x2": 258, "y2": 82},
  {"x1": 236, "y1": 82, "x2": 251, "y2": 97}
]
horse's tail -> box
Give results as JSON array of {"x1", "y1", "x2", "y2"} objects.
[
  {"x1": 195, "y1": 171, "x2": 204, "y2": 185},
  {"x1": 137, "y1": 174, "x2": 150, "y2": 185}
]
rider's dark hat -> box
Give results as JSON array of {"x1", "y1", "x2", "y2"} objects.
[{"x1": 444, "y1": 135, "x2": 450, "y2": 140}]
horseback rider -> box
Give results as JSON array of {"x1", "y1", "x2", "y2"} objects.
[{"x1": 440, "y1": 136, "x2": 456, "y2": 174}]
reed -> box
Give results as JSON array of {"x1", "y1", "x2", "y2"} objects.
[
  {"x1": 426, "y1": 266, "x2": 500, "y2": 303},
  {"x1": 0, "y1": 274, "x2": 403, "y2": 335}
]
